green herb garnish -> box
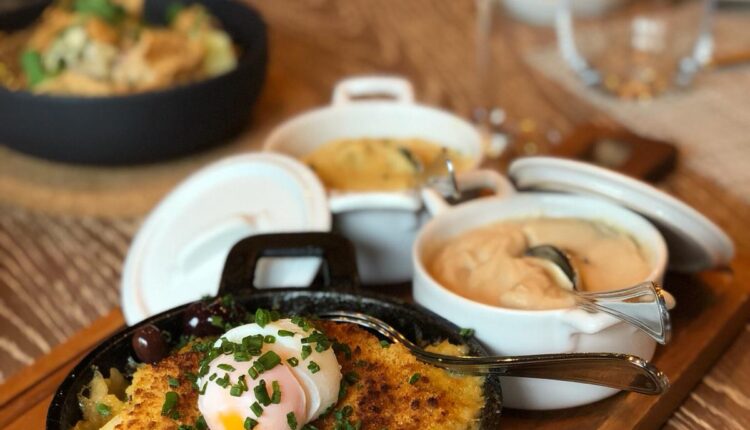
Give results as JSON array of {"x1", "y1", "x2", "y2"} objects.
[
  {"x1": 244, "y1": 417, "x2": 259, "y2": 429},
  {"x1": 218, "y1": 363, "x2": 236, "y2": 372},
  {"x1": 254, "y1": 379, "x2": 271, "y2": 406},
  {"x1": 19, "y1": 50, "x2": 46, "y2": 86},
  {"x1": 307, "y1": 361, "x2": 320, "y2": 374},
  {"x1": 161, "y1": 391, "x2": 179, "y2": 417},
  {"x1": 95, "y1": 403, "x2": 111, "y2": 417},
  {"x1": 271, "y1": 380, "x2": 282, "y2": 404},
  {"x1": 408, "y1": 373, "x2": 421, "y2": 385},
  {"x1": 287, "y1": 411, "x2": 298, "y2": 430},
  {"x1": 255, "y1": 309, "x2": 271, "y2": 328},
  {"x1": 250, "y1": 401, "x2": 263, "y2": 417},
  {"x1": 301, "y1": 345, "x2": 312, "y2": 360},
  {"x1": 256, "y1": 350, "x2": 281, "y2": 371},
  {"x1": 459, "y1": 327, "x2": 475, "y2": 338}
]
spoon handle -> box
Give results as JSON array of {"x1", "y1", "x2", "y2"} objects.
[
  {"x1": 320, "y1": 311, "x2": 669, "y2": 395},
  {"x1": 411, "y1": 349, "x2": 668, "y2": 395},
  {"x1": 574, "y1": 281, "x2": 672, "y2": 345}
]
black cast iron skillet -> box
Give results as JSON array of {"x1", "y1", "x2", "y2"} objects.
[
  {"x1": 0, "y1": 0, "x2": 267, "y2": 165},
  {"x1": 47, "y1": 232, "x2": 503, "y2": 428}
]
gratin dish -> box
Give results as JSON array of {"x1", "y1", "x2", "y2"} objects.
[
  {"x1": 0, "y1": 0, "x2": 267, "y2": 165},
  {"x1": 50, "y1": 232, "x2": 503, "y2": 429},
  {"x1": 264, "y1": 76, "x2": 512, "y2": 284}
]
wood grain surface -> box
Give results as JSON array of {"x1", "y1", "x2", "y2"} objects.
[{"x1": 1, "y1": 0, "x2": 749, "y2": 428}]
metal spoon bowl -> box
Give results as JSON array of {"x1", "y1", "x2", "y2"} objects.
[
  {"x1": 525, "y1": 244, "x2": 672, "y2": 344},
  {"x1": 319, "y1": 310, "x2": 669, "y2": 395}
]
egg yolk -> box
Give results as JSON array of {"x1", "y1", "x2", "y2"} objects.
[{"x1": 219, "y1": 412, "x2": 245, "y2": 430}]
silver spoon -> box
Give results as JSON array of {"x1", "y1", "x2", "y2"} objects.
[
  {"x1": 319, "y1": 310, "x2": 669, "y2": 395},
  {"x1": 401, "y1": 147, "x2": 461, "y2": 200},
  {"x1": 525, "y1": 245, "x2": 672, "y2": 345}
]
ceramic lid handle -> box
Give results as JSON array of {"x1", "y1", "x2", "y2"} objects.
[
  {"x1": 332, "y1": 75, "x2": 415, "y2": 106},
  {"x1": 218, "y1": 232, "x2": 360, "y2": 295}
]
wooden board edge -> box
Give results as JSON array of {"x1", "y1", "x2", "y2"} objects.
[{"x1": 0, "y1": 309, "x2": 124, "y2": 409}]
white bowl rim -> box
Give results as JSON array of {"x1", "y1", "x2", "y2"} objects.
[{"x1": 412, "y1": 192, "x2": 669, "y2": 317}]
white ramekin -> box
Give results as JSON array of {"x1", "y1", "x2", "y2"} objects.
[
  {"x1": 413, "y1": 192, "x2": 670, "y2": 410},
  {"x1": 264, "y1": 76, "x2": 513, "y2": 284}
]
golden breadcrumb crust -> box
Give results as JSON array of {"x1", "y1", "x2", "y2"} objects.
[
  {"x1": 314, "y1": 321, "x2": 483, "y2": 430},
  {"x1": 112, "y1": 351, "x2": 202, "y2": 430},
  {"x1": 96, "y1": 323, "x2": 484, "y2": 430}
]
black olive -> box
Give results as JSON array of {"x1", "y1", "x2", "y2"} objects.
[
  {"x1": 182, "y1": 296, "x2": 243, "y2": 337},
  {"x1": 132, "y1": 324, "x2": 168, "y2": 364}
]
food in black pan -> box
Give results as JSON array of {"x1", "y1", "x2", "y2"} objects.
[
  {"x1": 72, "y1": 296, "x2": 485, "y2": 430},
  {"x1": 0, "y1": 0, "x2": 238, "y2": 95}
]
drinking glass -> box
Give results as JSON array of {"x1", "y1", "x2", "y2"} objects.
[{"x1": 556, "y1": 0, "x2": 716, "y2": 100}]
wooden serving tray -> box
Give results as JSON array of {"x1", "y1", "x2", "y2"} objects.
[{"x1": 2, "y1": 266, "x2": 749, "y2": 430}]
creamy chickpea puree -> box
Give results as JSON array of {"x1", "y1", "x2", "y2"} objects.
[
  {"x1": 303, "y1": 138, "x2": 471, "y2": 191},
  {"x1": 430, "y1": 218, "x2": 651, "y2": 310}
]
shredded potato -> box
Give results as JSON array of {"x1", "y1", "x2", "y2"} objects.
[{"x1": 72, "y1": 367, "x2": 129, "y2": 430}]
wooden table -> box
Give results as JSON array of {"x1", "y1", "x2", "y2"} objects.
[{"x1": 1, "y1": 1, "x2": 749, "y2": 429}]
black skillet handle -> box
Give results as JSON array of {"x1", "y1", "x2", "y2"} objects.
[{"x1": 218, "y1": 232, "x2": 360, "y2": 296}]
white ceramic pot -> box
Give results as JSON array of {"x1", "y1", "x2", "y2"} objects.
[
  {"x1": 264, "y1": 76, "x2": 512, "y2": 284},
  {"x1": 413, "y1": 192, "x2": 670, "y2": 410},
  {"x1": 501, "y1": 0, "x2": 627, "y2": 26}
]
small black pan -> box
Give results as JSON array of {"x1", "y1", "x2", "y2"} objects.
[
  {"x1": 46, "y1": 233, "x2": 504, "y2": 429},
  {"x1": 0, "y1": 0, "x2": 267, "y2": 165}
]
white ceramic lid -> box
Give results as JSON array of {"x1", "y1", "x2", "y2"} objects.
[
  {"x1": 509, "y1": 157, "x2": 734, "y2": 272},
  {"x1": 121, "y1": 153, "x2": 331, "y2": 325}
]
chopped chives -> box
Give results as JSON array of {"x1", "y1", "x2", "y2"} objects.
[
  {"x1": 257, "y1": 350, "x2": 281, "y2": 370},
  {"x1": 244, "y1": 417, "x2": 258, "y2": 429},
  {"x1": 161, "y1": 391, "x2": 179, "y2": 417},
  {"x1": 250, "y1": 401, "x2": 263, "y2": 417},
  {"x1": 209, "y1": 315, "x2": 224, "y2": 328},
  {"x1": 242, "y1": 334, "x2": 264, "y2": 351},
  {"x1": 301, "y1": 345, "x2": 312, "y2": 360},
  {"x1": 230, "y1": 385, "x2": 243, "y2": 397},
  {"x1": 379, "y1": 340, "x2": 390, "y2": 349},
  {"x1": 248, "y1": 367, "x2": 259, "y2": 379},
  {"x1": 238, "y1": 375, "x2": 248, "y2": 391},
  {"x1": 255, "y1": 309, "x2": 271, "y2": 328},
  {"x1": 95, "y1": 403, "x2": 111, "y2": 417},
  {"x1": 333, "y1": 342, "x2": 352, "y2": 359},
  {"x1": 209, "y1": 373, "x2": 217, "y2": 381},
  {"x1": 167, "y1": 376, "x2": 180, "y2": 388},
  {"x1": 287, "y1": 357, "x2": 299, "y2": 367},
  {"x1": 254, "y1": 379, "x2": 272, "y2": 406},
  {"x1": 218, "y1": 363, "x2": 236, "y2": 372},
  {"x1": 307, "y1": 361, "x2": 320, "y2": 374},
  {"x1": 408, "y1": 373, "x2": 421, "y2": 385},
  {"x1": 234, "y1": 351, "x2": 251, "y2": 362},
  {"x1": 459, "y1": 327, "x2": 475, "y2": 338},
  {"x1": 287, "y1": 411, "x2": 298, "y2": 430},
  {"x1": 264, "y1": 335, "x2": 276, "y2": 344},
  {"x1": 199, "y1": 381, "x2": 208, "y2": 395},
  {"x1": 278, "y1": 330, "x2": 295, "y2": 337},
  {"x1": 195, "y1": 415, "x2": 208, "y2": 430},
  {"x1": 344, "y1": 371, "x2": 359, "y2": 384},
  {"x1": 215, "y1": 373, "x2": 230, "y2": 388},
  {"x1": 271, "y1": 380, "x2": 281, "y2": 404}
]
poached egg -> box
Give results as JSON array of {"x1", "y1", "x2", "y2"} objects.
[{"x1": 198, "y1": 319, "x2": 342, "y2": 430}]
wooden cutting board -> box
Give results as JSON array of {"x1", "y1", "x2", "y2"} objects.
[{"x1": 2, "y1": 265, "x2": 749, "y2": 430}]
